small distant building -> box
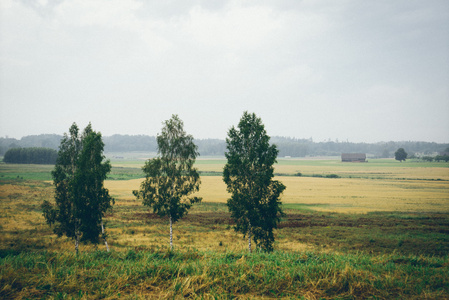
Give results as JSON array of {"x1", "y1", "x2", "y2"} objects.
[{"x1": 341, "y1": 153, "x2": 366, "y2": 162}]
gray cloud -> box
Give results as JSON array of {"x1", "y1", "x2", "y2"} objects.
[{"x1": 1, "y1": 0, "x2": 448, "y2": 142}]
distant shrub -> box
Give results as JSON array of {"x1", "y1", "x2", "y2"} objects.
[
  {"x1": 294, "y1": 172, "x2": 302, "y2": 177},
  {"x1": 435, "y1": 155, "x2": 449, "y2": 162},
  {"x1": 325, "y1": 174, "x2": 340, "y2": 178}
]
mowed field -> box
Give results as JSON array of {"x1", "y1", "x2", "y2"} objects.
[{"x1": 106, "y1": 158, "x2": 449, "y2": 213}]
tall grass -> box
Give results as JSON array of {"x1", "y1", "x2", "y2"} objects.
[{"x1": 1, "y1": 248, "x2": 448, "y2": 299}]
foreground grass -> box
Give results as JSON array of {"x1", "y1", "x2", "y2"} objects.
[{"x1": 1, "y1": 248, "x2": 448, "y2": 299}]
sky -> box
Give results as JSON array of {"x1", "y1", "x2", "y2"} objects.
[{"x1": 1, "y1": 0, "x2": 448, "y2": 143}]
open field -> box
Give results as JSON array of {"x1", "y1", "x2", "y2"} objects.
[
  {"x1": 1, "y1": 159, "x2": 448, "y2": 298},
  {"x1": 105, "y1": 176, "x2": 449, "y2": 214},
  {"x1": 108, "y1": 156, "x2": 449, "y2": 180},
  {"x1": 105, "y1": 158, "x2": 449, "y2": 213}
]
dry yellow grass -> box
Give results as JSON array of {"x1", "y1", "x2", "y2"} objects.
[
  {"x1": 105, "y1": 174, "x2": 449, "y2": 214},
  {"x1": 108, "y1": 224, "x2": 256, "y2": 252},
  {"x1": 0, "y1": 182, "x2": 86, "y2": 252},
  {"x1": 105, "y1": 176, "x2": 229, "y2": 203},
  {"x1": 279, "y1": 176, "x2": 449, "y2": 213},
  {"x1": 0, "y1": 184, "x2": 50, "y2": 232},
  {"x1": 105, "y1": 179, "x2": 141, "y2": 202}
]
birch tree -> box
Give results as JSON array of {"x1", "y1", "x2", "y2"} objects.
[
  {"x1": 41, "y1": 123, "x2": 113, "y2": 254},
  {"x1": 223, "y1": 112, "x2": 286, "y2": 252},
  {"x1": 133, "y1": 115, "x2": 201, "y2": 251}
]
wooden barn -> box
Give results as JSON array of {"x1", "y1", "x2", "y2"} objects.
[{"x1": 341, "y1": 153, "x2": 366, "y2": 162}]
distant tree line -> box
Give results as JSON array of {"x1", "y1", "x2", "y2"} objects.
[
  {"x1": 415, "y1": 154, "x2": 449, "y2": 162},
  {"x1": 0, "y1": 134, "x2": 62, "y2": 155},
  {"x1": 195, "y1": 139, "x2": 227, "y2": 156},
  {"x1": 103, "y1": 135, "x2": 157, "y2": 152},
  {"x1": 1, "y1": 134, "x2": 448, "y2": 158},
  {"x1": 272, "y1": 138, "x2": 449, "y2": 158},
  {"x1": 3, "y1": 147, "x2": 57, "y2": 164}
]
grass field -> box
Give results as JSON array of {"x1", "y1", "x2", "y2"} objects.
[
  {"x1": 1, "y1": 158, "x2": 448, "y2": 299},
  {"x1": 105, "y1": 158, "x2": 449, "y2": 213}
]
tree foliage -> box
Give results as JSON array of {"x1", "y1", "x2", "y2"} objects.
[
  {"x1": 133, "y1": 115, "x2": 201, "y2": 250},
  {"x1": 395, "y1": 148, "x2": 408, "y2": 162},
  {"x1": 421, "y1": 156, "x2": 434, "y2": 162},
  {"x1": 41, "y1": 123, "x2": 114, "y2": 254},
  {"x1": 435, "y1": 155, "x2": 449, "y2": 162},
  {"x1": 3, "y1": 147, "x2": 57, "y2": 164},
  {"x1": 223, "y1": 112, "x2": 286, "y2": 252}
]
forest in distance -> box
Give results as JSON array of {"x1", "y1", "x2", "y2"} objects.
[{"x1": 1, "y1": 133, "x2": 448, "y2": 158}]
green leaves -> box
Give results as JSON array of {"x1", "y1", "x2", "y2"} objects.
[
  {"x1": 395, "y1": 148, "x2": 408, "y2": 162},
  {"x1": 74, "y1": 128, "x2": 114, "y2": 244},
  {"x1": 224, "y1": 112, "x2": 286, "y2": 252},
  {"x1": 134, "y1": 115, "x2": 202, "y2": 248},
  {"x1": 43, "y1": 123, "x2": 114, "y2": 248}
]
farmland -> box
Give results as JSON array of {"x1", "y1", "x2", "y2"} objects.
[
  {"x1": 106, "y1": 157, "x2": 449, "y2": 213},
  {"x1": 1, "y1": 158, "x2": 449, "y2": 299}
]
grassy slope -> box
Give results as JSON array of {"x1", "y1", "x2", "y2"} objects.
[{"x1": 1, "y1": 248, "x2": 448, "y2": 299}]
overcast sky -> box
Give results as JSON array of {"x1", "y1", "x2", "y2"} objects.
[{"x1": 1, "y1": 0, "x2": 448, "y2": 143}]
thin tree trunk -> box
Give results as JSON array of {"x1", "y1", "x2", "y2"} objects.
[
  {"x1": 169, "y1": 216, "x2": 173, "y2": 251},
  {"x1": 75, "y1": 230, "x2": 80, "y2": 256},
  {"x1": 101, "y1": 221, "x2": 109, "y2": 252},
  {"x1": 248, "y1": 222, "x2": 252, "y2": 253}
]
